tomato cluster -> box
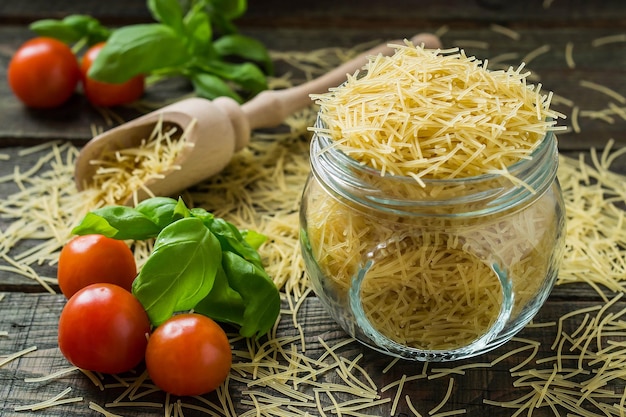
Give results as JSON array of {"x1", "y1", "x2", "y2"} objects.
[
  {"x1": 7, "y1": 37, "x2": 144, "y2": 108},
  {"x1": 56, "y1": 234, "x2": 232, "y2": 396}
]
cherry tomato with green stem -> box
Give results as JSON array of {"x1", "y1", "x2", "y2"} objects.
[
  {"x1": 81, "y1": 42, "x2": 145, "y2": 107},
  {"x1": 57, "y1": 234, "x2": 137, "y2": 299},
  {"x1": 58, "y1": 283, "x2": 151, "y2": 374},
  {"x1": 145, "y1": 313, "x2": 232, "y2": 396},
  {"x1": 7, "y1": 37, "x2": 80, "y2": 108}
]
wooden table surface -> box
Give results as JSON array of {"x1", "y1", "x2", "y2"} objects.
[{"x1": 1, "y1": 1, "x2": 626, "y2": 416}]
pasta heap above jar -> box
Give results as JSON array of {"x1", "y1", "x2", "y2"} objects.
[{"x1": 311, "y1": 42, "x2": 565, "y2": 184}]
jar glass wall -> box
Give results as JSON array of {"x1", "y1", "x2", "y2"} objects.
[{"x1": 299, "y1": 118, "x2": 566, "y2": 361}]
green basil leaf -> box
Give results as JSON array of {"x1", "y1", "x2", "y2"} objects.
[
  {"x1": 183, "y1": 1, "x2": 213, "y2": 55},
  {"x1": 222, "y1": 251, "x2": 280, "y2": 337},
  {"x1": 29, "y1": 20, "x2": 82, "y2": 43},
  {"x1": 200, "y1": 60, "x2": 267, "y2": 95},
  {"x1": 241, "y1": 229, "x2": 267, "y2": 250},
  {"x1": 72, "y1": 206, "x2": 161, "y2": 240},
  {"x1": 208, "y1": 13, "x2": 238, "y2": 35},
  {"x1": 189, "y1": 207, "x2": 215, "y2": 225},
  {"x1": 63, "y1": 15, "x2": 110, "y2": 44},
  {"x1": 70, "y1": 212, "x2": 120, "y2": 238},
  {"x1": 206, "y1": 0, "x2": 247, "y2": 22},
  {"x1": 208, "y1": 218, "x2": 264, "y2": 269},
  {"x1": 193, "y1": 264, "x2": 245, "y2": 327},
  {"x1": 132, "y1": 217, "x2": 222, "y2": 326},
  {"x1": 30, "y1": 15, "x2": 110, "y2": 45},
  {"x1": 134, "y1": 196, "x2": 189, "y2": 229},
  {"x1": 191, "y1": 72, "x2": 243, "y2": 102},
  {"x1": 88, "y1": 23, "x2": 190, "y2": 83},
  {"x1": 213, "y1": 34, "x2": 273, "y2": 74},
  {"x1": 148, "y1": 0, "x2": 185, "y2": 34},
  {"x1": 173, "y1": 197, "x2": 192, "y2": 218}
]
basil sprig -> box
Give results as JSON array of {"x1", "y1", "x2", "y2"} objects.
[
  {"x1": 29, "y1": 0, "x2": 273, "y2": 102},
  {"x1": 71, "y1": 197, "x2": 280, "y2": 337},
  {"x1": 29, "y1": 15, "x2": 111, "y2": 47}
]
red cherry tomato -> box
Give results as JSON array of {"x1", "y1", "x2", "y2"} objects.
[
  {"x1": 57, "y1": 234, "x2": 137, "y2": 299},
  {"x1": 7, "y1": 37, "x2": 80, "y2": 108},
  {"x1": 58, "y1": 283, "x2": 151, "y2": 374},
  {"x1": 81, "y1": 42, "x2": 145, "y2": 107},
  {"x1": 145, "y1": 314, "x2": 232, "y2": 396}
]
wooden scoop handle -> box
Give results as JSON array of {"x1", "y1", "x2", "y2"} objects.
[{"x1": 240, "y1": 33, "x2": 441, "y2": 136}]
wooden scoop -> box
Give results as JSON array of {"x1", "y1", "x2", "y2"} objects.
[{"x1": 74, "y1": 33, "x2": 441, "y2": 203}]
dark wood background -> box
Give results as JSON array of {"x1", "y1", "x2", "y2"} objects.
[{"x1": 1, "y1": 1, "x2": 626, "y2": 416}]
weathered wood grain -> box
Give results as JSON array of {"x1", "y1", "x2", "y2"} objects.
[
  {"x1": 2, "y1": 0, "x2": 626, "y2": 27},
  {"x1": 0, "y1": 1, "x2": 625, "y2": 416}
]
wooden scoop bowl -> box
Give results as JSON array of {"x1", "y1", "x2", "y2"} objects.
[{"x1": 74, "y1": 33, "x2": 441, "y2": 204}]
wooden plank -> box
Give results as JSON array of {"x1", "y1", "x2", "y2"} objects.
[
  {"x1": 0, "y1": 0, "x2": 151, "y2": 24},
  {"x1": 1, "y1": 291, "x2": 622, "y2": 417},
  {"x1": 2, "y1": 0, "x2": 626, "y2": 26},
  {"x1": 243, "y1": 0, "x2": 626, "y2": 27}
]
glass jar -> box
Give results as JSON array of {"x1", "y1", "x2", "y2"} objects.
[{"x1": 299, "y1": 116, "x2": 566, "y2": 361}]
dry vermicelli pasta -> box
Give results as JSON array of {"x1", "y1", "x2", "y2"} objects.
[
  {"x1": 87, "y1": 117, "x2": 193, "y2": 207},
  {"x1": 579, "y1": 79, "x2": 626, "y2": 104},
  {"x1": 484, "y1": 293, "x2": 626, "y2": 417},
  {"x1": 489, "y1": 23, "x2": 522, "y2": 41},
  {"x1": 565, "y1": 42, "x2": 576, "y2": 69},
  {"x1": 591, "y1": 33, "x2": 626, "y2": 47},
  {"x1": 0, "y1": 38, "x2": 624, "y2": 417},
  {"x1": 521, "y1": 44, "x2": 551, "y2": 66},
  {"x1": 311, "y1": 43, "x2": 565, "y2": 183},
  {"x1": 556, "y1": 140, "x2": 626, "y2": 298},
  {"x1": 13, "y1": 387, "x2": 83, "y2": 411},
  {"x1": 0, "y1": 345, "x2": 37, "y2": 368},
  {"x1": 305, "y1": 43, "x2": 566, "y2": 351}
]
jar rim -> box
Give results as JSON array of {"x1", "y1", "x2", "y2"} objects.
[{"x1": 310, "y1": 114, "x2": 560, "y2": 217}]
